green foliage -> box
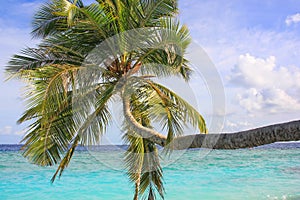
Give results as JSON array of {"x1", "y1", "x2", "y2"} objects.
[
  {"x1": 6, "y1": 0, "x2": 206, "y2": 199},
  {"x1": 123, "y1": 94, "x2": 164, "y2": 200}
]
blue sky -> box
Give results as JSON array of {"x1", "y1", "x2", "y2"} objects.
[{"x1": 1, "y1": 0, "x2": 300, "y2": 143}]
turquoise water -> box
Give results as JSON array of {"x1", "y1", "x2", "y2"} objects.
[{"x1": 0, "y1": 144, "x2": 300, "y2": 200}]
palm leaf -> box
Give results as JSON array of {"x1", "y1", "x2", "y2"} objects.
[
  {"x1": 18, "y1": 64, "x2": 78, "y2": 166},
  {"x1": 123, "y1": 91, "x2": 165, "y2": 200},
  {"x1": 149, "y1": 81, "x2": 207, "y2": 134},
  {"x1": 6, "y1": 1, "x2": 205, "y2": 199},
  {"x1": 6, "y1": 42, "x2": 84, "y2": 75},
  {"x1": 51, "y1": 82, "x2": 116, "y2": 182},
  {"x1": 139, "y1": 140, "x2": 164, "y2": 200},
  {"x1": 140, "y1": 0, "x2": 178, "y2": 26},
  {"x1": 134, "y1": 18, "x2": 191, "y2": 80},
  {"x1": 32, "y1": 0, "x2": 84, "y2": 38}
]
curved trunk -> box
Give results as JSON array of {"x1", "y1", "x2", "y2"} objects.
[
  {"x1": 122, "y1": 86, "x2": 300, "y2": 149},
  {"x1": 122, "y1": 94, "x2": 167, "y2": 147},
  {"x1": 172, "y1": 120, "x2": 300, "y2": 149},
  {"x1": 125, "y1": 97, "x2": 300, "y2": 149}
]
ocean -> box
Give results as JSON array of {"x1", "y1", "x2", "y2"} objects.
[{"x1": 0, "y1": 143, "x2": 300, "y2": 200}]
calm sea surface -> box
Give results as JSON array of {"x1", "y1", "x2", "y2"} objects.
[{"x1": 1, "y1": 143, "x2": 300, "y2": 200}]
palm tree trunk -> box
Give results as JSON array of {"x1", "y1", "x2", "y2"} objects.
[
  {"x1": 122, "y1": 87, "x2": 300, "y2": 149},
  {"x1": 122, "y1": 93, "x2": 167, "y2": 147},
  {"x1": 172, "y1": 120, "x2": 300, "y2": 149}
]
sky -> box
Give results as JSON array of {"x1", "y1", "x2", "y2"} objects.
[{"x1": 0, "y1": 0, "x2": 300, "y2": 144}]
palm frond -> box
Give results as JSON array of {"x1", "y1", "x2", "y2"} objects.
[
  {"x1": 124, "y1": 135, "x2": 165, "y2": 200},
  {"x1": 20, "y1": 94, "x2": 75, "y2": 166},
  {"x1": 78, "y1": 3, "x2": 115, "y2": 37},
  {"x1": 17, "y1": 62, "x2": 112, "y2": 168},
  {"x1": 123, "y1": 130, "x2": 145, "y2": 199},
  {"x1": 51, "y1": 135, "x2": 79, "y2": 182},
  {"x1": 6, "y1": 41, "x2": 84, "y2": 75},
  {"x1": 123, "y1": 91, "x2": 165, "y2": 200},
  {"x1": 136, "y1": 18, "x2": 191, "y2": 80},
  {"x1": 73, "y1": 83, "x2": 116, "y2": 146},
  {"x1": 19, "y1": 64, "x2": 78, "y2": 166},
  {"x1": 7, "y1": 0, "x2": 206, "y2": 198},
  {"x1": 149, "y1": 81, "x2": 207, "y2": 134},
  {"x1": 140, "y1": 0, "x2": 178, "y2": 26},
  {"x1": 32, "y1": 0, "x2": 84, "y2": 38},
  {"x1": 139, "y1": 140, "x2": 164, "y2": 200},
  {"x1": 50, "y1": 82, "x2": 116, "y2": 182}
]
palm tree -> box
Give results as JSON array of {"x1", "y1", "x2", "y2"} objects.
[{"x1": 6, "y1": 0, "x2": 206, "y2": 199}]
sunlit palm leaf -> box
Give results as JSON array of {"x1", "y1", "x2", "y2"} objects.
[
  {"x1": 149, "y1": 81, "x2": 207, "y2": 134},
  {"x1": 32, "y1": 0, "x2": 84, "y2": 38},
  {"x1": 140, "y1": 0, "x2": 178, "y2": 26},
  {"x1": 137, "y1": 18, "x2": 191, "y2": 80},
  {"x1": 7, "y1": 43, "x2": 84, "y2": 75},
  {"x1": 139, "y1": 140, "x2": 164, "y2": 200},
  {"x1": 123, "y1": 92, "x2": 165, "y2": 200},
  {"x1": 51, "y1": 83, "x2": 116, "y2": 181},
  {"x1": 6, "y1": 1, "x2": 205, "y2": 199},
  {"x1": 17, "y1": 65, "x2": 78, "y2": 166}
]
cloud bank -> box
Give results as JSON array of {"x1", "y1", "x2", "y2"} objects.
[{"x1": 286, "y1": 13, "x2": 300, "y2": 26}]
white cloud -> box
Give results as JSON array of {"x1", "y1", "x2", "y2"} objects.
[
  {"x1": 0, "y1": 126, "x2": 27, "y2": 137},
  {"x1": 179, "y1": 0, "x2": 300, "y2": 131},
  {"x1": 231, "y1": 54, "x2": 300, "y2": 89},
  {"x1": 231, "y1": 54, "x2": 300, "y2": 114},
  {"x1": 286, "y1": 13, "x2": 300, "y2": 26},
  {"x1": 179, "y1": 1, "x2": 300, "y2": 72},
  {"x1": 0, "y1": 126, "x2": 13, "y2": 135},
  {"x1": 224, "y1": 119, "x2": 253, "y2": 132},
  {"x1": 237, "y1": 88, "x2": 264, "y2": 112},
  {"x1": 15, "y1": 130, "x2": 26, "y2": 136},
  {"x1": 237, "y1": 88, "x2": 300, "y2": 113}
]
